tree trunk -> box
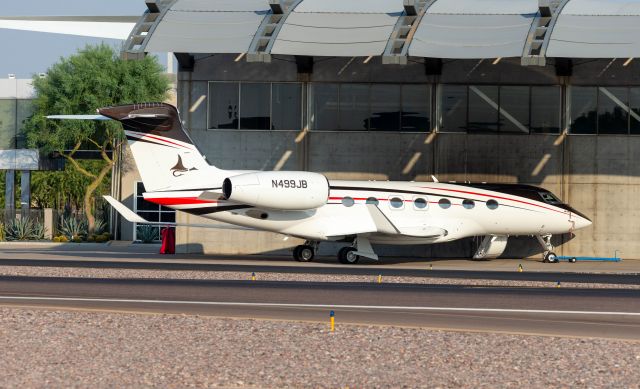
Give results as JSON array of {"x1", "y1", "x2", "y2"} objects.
[{"x1": 84, "y1": 162, "x2": 113, "y2": 234}]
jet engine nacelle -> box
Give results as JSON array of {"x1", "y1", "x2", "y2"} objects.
[{"x1": 223, "y1": 171, "x2": 329, "y2": 210}]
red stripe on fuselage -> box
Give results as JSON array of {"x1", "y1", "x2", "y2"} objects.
[{"x1": 145, "y1": 197, "x2": 218, "y2": 206}]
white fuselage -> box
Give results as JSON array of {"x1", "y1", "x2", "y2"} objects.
[{"x1": 144, "y1": 178, "x2": 591, "y2": 245}]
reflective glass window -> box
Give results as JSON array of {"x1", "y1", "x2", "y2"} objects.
[
  {"x1": 342, "y1": 196, "x2": 355, "y2": 207},
  {"x1": 339, "y1": 84, "x2": 369, "y2": 130},
  {"x1": 272, "y1": 83, "x2": 301, "y2": 131},
  {"x1": 486, "y1": 199, "x2": 499, "y2": 210},
  {"x1": 598, "y1": 87, "x2": 629, "y2": 134},
  {"x1": 0, "y1": 99, "x2": 17, "y2": 149},
  {"x1": 438, "y1": 198, "x2": 451, "y2": 209},
  {"x1": 401, "y1": 85, "x2": 430, "y2": 131},
  {"x1": 366, "y1": 197, "x2": 379, "y2": 206},
  {"x1": 570, "y1": 87, "x2": 597, "y2": 134},
  {"x1": 468, "y1": 85, "x2": 499, "y2": 132},
  {"x1": 440, "y1": 85, "x2": 467, "y2": 133},
  {"x1": 310, "y1": 84, "x2": 339, "y2": 130},
  {"x1": 240, "y1": 83, "x2": 270, "y2": 130},
  {"x1": 370, "y1": 84, "x2": 400, "y2": 131},
  {"x1": 631, "y1": 88, "x2": 640, "y2": 135},
  {"x1": 499, "y1": 86, "x2": 530, "y2": 133},
  {"x1": 208, "y1": 82, "x2": 239, "y2": 129},
  {"x1": 134, "y1": 181, "x2": 175, "y2": 241},
  {"x1": 414, "y1": 197, "x2": 427, "y2": 209},
  {"x1": 462, "y1": 199, "x2": 475, "y2": 209},
  {"x1": 531, "y1": 86, "x2": 561, "y2": 134},
  {"x1": 390, "y1": 197, "x2": 404, "y2": 208},
  {"x1": 16, "y1": 99, "x2": 34, "y2": 148}
]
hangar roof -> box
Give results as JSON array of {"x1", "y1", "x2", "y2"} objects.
[{"x1": 125, "y1": 0, "x2": 640, "y2": 62}]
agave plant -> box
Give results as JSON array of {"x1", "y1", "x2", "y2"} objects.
[
  {"x1": 58, "y1": 216, "x2": 88, "y2": 240},
  {"x1": 94, "y1": 218, "x2": 108, "y2": 235},
  {"x1": 136, "y1": 224, "x2": 159, "y2": 243},
  {"x1": 4, "y1": 217, "x2": 44, "y2": 241}
]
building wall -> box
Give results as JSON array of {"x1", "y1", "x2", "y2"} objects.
[{"x1": 168, "y1": 56, "x2": 640, "y2": 259}]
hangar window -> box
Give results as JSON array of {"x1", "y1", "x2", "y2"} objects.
[
  {"x1": 133, "y1": 182, "x2": 176, "y2": 241},
  {"x1": 570, "y1": 87, "x2": 597, "y2": 134},
  {"x1": 208, "y1": 82, "x2": 303, "y2": 131},
  {"x1": 440, "y1": 85, "x2": 560, "y2": 134},
  {"x1": 531, "y1": 86, "x2": 561, "y2": 134},
  {"x1": 598, "y1": 87, "x2": 629, "y2": 135},
  {"x1": 366, "y1": 197, "x2": 379, "y2": 206},
  {"x1": 390, "y1": 197, "x2": 404, "y2": 209},
  {"x1": 310, "y1": 83, "x2": 432, "y2": 132},
  {"x1": 414, "y1": 197, "x2": 427, "y2": 209},
  {"x1": 462, "y1": 199, "x2": 475, "y2": 209},
  {"x1": 438, "y1": 198, "x2": 451, "y2": 209},
  {"x1": 486, "y1": 199, "x2": 499, "y2": 210},
  {"x1": 631, "y1": 88, "x2": 640, "y2": 134}
]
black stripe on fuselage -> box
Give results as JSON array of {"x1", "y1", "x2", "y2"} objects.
[
  {"x1": 329, "y1": 185, "x2": 542, "y2": 214},
  {"x1": 183, "y1": 205, "x2": 253, "y2": 216}
]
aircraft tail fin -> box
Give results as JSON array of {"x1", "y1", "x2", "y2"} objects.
[{"x1": 98, "y1": 103, "x2": 226, "y2": 192}]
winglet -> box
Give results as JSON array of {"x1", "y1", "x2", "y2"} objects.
[{"x1": 103, "y1": 195, "x2": 148, "y2": 223}]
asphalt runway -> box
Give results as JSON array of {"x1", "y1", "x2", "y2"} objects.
[
  {"x1": 1, "y1": 275, "x2": 639, "y2": 340},
  {"x1": 1, "y1": 256, "x2": 639, "y2": 284}
]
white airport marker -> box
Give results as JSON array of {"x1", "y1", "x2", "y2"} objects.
[{"x1": 0, "y1": 296, "x2": 639, "y2": 317}]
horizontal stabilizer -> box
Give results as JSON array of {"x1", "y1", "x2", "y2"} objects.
[
  {"x1": 103, "y1": 195, "x2": 147, "y2": 223},
  {"x1": 47, "y1": 114, "x2": 112, "y2": 121}
]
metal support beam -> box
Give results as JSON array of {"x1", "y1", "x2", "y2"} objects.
[
  {"x1": 174, "y1": 53, "x2": 195, "y2": 72},
  {"x1": 5, "y1": 170, "x2": 15, "y2": 209},
  {"x1": 121, "y1": 0, "x2": 175, "y2": 60},
  {"x1": 246, "y1": 0, "x2": 303, "y2": 63},
  {"x1": 20, "y1": 170, "x2": 30, "y2": 211},
  {"x1": 521, "y1": 0, "x2": 571, "y2": 66},
  {"x1": 382, "y1": 0, "x2": 436, "y2": 65}
]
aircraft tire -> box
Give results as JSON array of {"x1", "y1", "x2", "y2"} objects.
[
  {"x1": 568, "y1": 257, "x2": 577, "y2": 263},
  {"x1": 338, "y1": 247, "x2": 359, "y2": 264},
  {"x1": 294, "y1": 245, "x2": 314, "y2": 262},
  {"x1": 544, "y1": 252, "x2": 558, "y2": 263}
]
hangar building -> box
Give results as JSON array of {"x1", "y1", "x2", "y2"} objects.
[{"x1": 115, "y1": 0, "x2": 640, "y2": 259}]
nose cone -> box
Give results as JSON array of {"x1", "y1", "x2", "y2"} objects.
[{"x1": 573, "y1": 215, "x2": 592, "y2": 230}]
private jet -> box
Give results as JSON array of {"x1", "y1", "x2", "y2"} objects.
[{"x1": 49, "y1": 103, "x2": 592, "y2": 264}]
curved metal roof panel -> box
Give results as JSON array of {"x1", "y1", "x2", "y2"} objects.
[
  {"x1": 144, "y1": 0, "x2": 268, "y2": 53},
  {"x1": 270, "y1": 0, "x2": 401, "y2": 57},
  {"x1": 408, "y1": 0, "x2": 537, "y2": 59},
  {"x1": 547, "y1": 0, "x2": 640, "y2": 58}
]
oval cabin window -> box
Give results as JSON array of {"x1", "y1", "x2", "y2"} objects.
[
  {"x1": 486, "y1": 199, "x2": 499, "y2": 210},
  {"x1": 438, "y1": 198, "x2": 451, "y2": 209}
]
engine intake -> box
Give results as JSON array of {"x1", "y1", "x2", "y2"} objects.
[{"x1": 223, "y1": 171, "x2": 329, "y2": 210}]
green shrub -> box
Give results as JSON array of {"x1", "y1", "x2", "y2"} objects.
[
  {"x1": 4, "y1": 217, "x2": 44, "y2": 241},
  {"x1": 94, "y1": 218, "x2": 108, "y2": 235},
  {"x1": 58, "y1": 217, "x2": 87, "y2": 240},
  {"x1": 0, "y1": 223, "x2": 4, "y2": 241},
  {"x1": 52, "y1": 236, "x2": 61, "y2": 242},
  {"x1": 136, "y1": 225, "x2": 158, "y2": 243}
]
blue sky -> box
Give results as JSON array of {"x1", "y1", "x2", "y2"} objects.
[{"x1": 0, "y1": 0, "x2": 148, "y2": 77}]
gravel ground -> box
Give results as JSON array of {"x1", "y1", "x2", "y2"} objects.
[
  {"x1": 0, "y1": 307, "x2": 638, "y2": 388},
  {"x1": 1, "y1": 265, "x2": 638, "y2": 289}
]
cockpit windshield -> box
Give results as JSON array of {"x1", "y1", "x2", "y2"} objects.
[{"x1": 539, "y1": 192, "x2": 563, "y2": 205}]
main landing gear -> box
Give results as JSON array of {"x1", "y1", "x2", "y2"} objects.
[
  {"x1": 338, "y1": 247, "x2": 359, "y2": 264},
  {"x1": 293, "y1": 241, "x2": 317, "y2": 262},
  {"x1": 337, "y1": 236, "x2": 378, "y2": 265},
  {"x1": 537, "y1": 234, "x2": 559, "y2": 263}
]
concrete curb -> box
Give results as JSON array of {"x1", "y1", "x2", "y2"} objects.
[{"x1": 0, "y1": 241, "x2": 161, "y2": 251}]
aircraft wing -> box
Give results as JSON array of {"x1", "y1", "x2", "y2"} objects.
[
  {"x1": 103, "y1": 195, "x2": 254, "y2": 231},
  {"x1": 47, "y1": 114, "x2": 112, "y2": 121}
]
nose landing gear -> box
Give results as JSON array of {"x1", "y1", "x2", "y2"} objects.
[{"x1": 537, "y1": 235, "x2": 559, "y2": 263}]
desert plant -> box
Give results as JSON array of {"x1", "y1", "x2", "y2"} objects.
[
  {"x1": 136, "y1": 225, "x2": 158, "y2": 243},
  {"x1": 94, "y1": 218, "x2": 108, "y2": 235},
  {"x1": 4, "y1": 217, "x2": 42, "y2": 241},
  {"x1": 58, "y1": 216, "x2": 88, "y2": 240}
]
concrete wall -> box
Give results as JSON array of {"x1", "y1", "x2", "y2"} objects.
[{"x1": 163, "y1": 56, "x2": 640, "y2": 259}]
